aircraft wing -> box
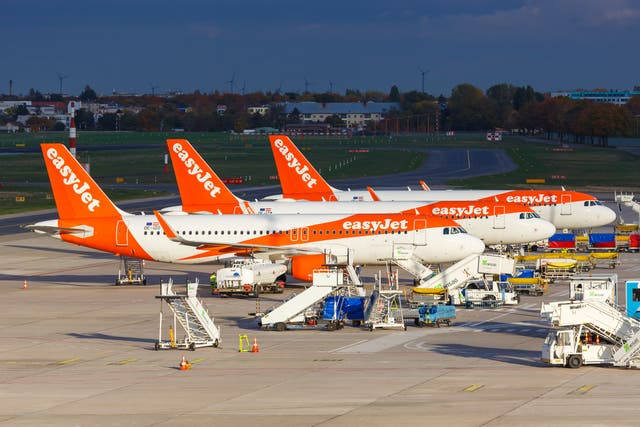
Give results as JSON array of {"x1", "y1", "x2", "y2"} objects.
[
  {"x1": 153, "y1": 211, "x2": 327, "y2": 256},
  {"x1": 23, "y1": 223, "x2": 87, "y2": 235}
]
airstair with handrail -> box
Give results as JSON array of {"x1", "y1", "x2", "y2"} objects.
[
  {"x1": 155, "y1": 278, "x2": 220, "y2": 350},
  {"x1": 541, "y1": 300, "x2": 640, "y2": 367}
]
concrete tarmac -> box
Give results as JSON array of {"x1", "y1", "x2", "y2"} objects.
[{"x1": 2, "y1": 227, "x2": 640, "y2": 426}]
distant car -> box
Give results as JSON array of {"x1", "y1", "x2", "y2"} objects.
[{"x1": 486, "y1": 131, "x2": 502, "y2": 142}]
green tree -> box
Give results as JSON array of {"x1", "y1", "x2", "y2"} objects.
[
  {"x1": 389, "y1": 85, "x2": 400, "y2": 102},
  {"x1": 79, "y1": 85, "x2": 98, "y2": 101},
  {"x1": 446, "y1": 83, "x2": 496, "y2": 130}
]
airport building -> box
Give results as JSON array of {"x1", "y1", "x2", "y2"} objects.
[
  {"x1": 551, "y1": 90, "x2": 640, "y2": 105},
  {"x1": 281, "y1": 101, "x2": 400, "y2": 128}
]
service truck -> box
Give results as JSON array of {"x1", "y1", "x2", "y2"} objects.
[{"x1": 213, "y1": 259, "x2": 287, "y2": 297}]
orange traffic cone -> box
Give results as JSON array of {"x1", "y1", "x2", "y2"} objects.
[
  {"x1": 251, "y1": 337, "x2": 259, "y2": 353},
  {"x1": 23, "y1": 280, "x2": 28, "y2": 290},
  {"x1": 179, "y1": 355, "x2": 190, "y2": 370}
]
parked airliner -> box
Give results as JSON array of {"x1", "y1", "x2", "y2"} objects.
[
  {"x1": 265, "y1": 135, "x2": 616, "y2": 229},
  {"x1": 165, "y1": 139, "x2": 555, "y2": 245},
  {"x1": 27, "y1": 143, "x2": 485, "y2": 281}
]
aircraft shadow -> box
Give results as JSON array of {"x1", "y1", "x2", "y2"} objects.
[
  {"x1": 428, "y1": 343, "x2": 543, "y2": 367},
  {"x1": 6, "y1": 243, "x2": 115, "y2": 259},
  {"x1": 66, "y1": 332, "x2": 156, "y2": 344}
]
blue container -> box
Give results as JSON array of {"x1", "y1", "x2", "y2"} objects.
[
  {"x1": 589, "y1": 233, "x2": 616, "y2": 245},
  {"x1": 418, "y1": 304, "x2": 456, "y2": 323},
  {"x1": 323, "y1": 296, "x2": 365, "y2": 321},
  {"x1": 549, "y1": 233, "x2": 575, "y2": 242}
]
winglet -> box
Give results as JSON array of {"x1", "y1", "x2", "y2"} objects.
[
  {"x1": 41, "y1": 143, "x2": 123, "y2": 219},
  {"x1": 269, "y1": 135, "x2": 337, "y2": 201},
  {"x1": 366, "y1": 186, "x2": 381, "y2": 202},
  {"x1": 166, "y1": 139, "x2": 243, "y2": 213},
  {"x1": 153, "y1": 210, "x2": 178, "y2": 240},
  {"x1": 419, "y1": 180, "x2": 431, "y2": 191}
]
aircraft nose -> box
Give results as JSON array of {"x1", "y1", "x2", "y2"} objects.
[
  {"x1": 534, "y1": 219, "x2": 556, "y2": 240},
  {"x1": 465, "y1": 235, "x2": 485, "y2": 255},
  {"x1": 600, "y1": 206, "x2": 617, "y2": 226}
]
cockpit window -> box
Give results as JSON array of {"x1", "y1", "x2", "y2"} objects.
[{"x1": 519, "y1": 212, "x2": 540, "y2": 219}]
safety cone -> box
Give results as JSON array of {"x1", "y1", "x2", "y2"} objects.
[
  {"x1": 179, "y1": 355, "x2": 190, "y2": 370},
  {"x1": 23, "y1": 279, "x2": 28, "y2": 290},
  {"x1": 251, "y1": 337, "x2": 259, "y2": 353}
]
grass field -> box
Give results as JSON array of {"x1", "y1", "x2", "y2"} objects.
[{"x1": 1, "y1": 131, "x2": 639, "y2": 214}]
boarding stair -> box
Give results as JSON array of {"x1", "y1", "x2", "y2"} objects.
[
  {"x1": 259, "y1": 263, "x2": 363, "y2": 330},
  {"x1": 364, "y1": 268, "x2": 405, "y2": 330},
  {"x1": 156, "y1": 278, "x2": 220, "y2": 350},
  {"x1": 541, "y1": 300, "x2": 640, "y2": 367},
  {"x1": 415, "y1": 253, "x2": 515, "y2": 293},
  {"x1": 116, "y1": 256, "x2": 146, "y2": 285}
]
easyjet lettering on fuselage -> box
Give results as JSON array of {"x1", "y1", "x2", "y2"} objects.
[
  {"x1": 342, "y1": 219, "x2": 409, "y2": 231},
  {"x1": 431, "y1": 206, "x2": 489, "y2": 216},
  {"x1": 46, "y1": 147, "x2": 100, "y2": 212},
  {"x1": 171, "y1": 141, "x2": 222, "y2": 198},
  {"x1": 505, "y1": 194, "x2": 558, "y2": 204},
  {"x1": 273, "y1": 138, "x2": 318, "y2": 189}
]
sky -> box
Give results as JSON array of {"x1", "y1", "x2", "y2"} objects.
[{"x1": 2, "y1": 0, "x2": 640, "y2": 97}]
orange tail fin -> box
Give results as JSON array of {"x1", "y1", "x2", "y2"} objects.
[
  {"x1": 419, "y1": 180, "x2": 431, "y2": 191},
  {"x1": 41, "y1": 143, "x2": 122, "y2": 219},
  {"x1": 269, "y1": 135, "x2": 336, "y2": 201},
  {"x1": 167, "y1": 139, "x2": 243, "y2": 213}
]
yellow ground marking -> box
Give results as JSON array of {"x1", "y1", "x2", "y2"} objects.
[
  {"x1": 572, "y1": 384, "x2": 596, "y2": 395},
  {"x1": 110, "y1": 358, "x2": 138, "y2": 365},
  {"x1": 54, "y1": 358, "x2": 80, "y2": 365},
  {"x1": 463, "y1": 385, "x2": 484, "y2": 392}
]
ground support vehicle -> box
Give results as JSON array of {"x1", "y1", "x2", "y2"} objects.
[
  {"x1": 259, "y1": 265, "x2": 363, "y2": 331},
  {"x1": 547, "y1": 233, "x2": 576, "y2": 252},
  {"x1": 155, "y1": 278, "x2": 220, "y2": 350},
  {"x1": 508, "y1": 277, "x2": 548, "y2": 296},
  {"x1": 628, "y1": 234, "x2": 640, "y2": 252},
  {"x1": 540, "y1": 300, "x2": 640, "y2": 368},
  {"x1": 589, "y1": 252, "x2": 620, "y2": 269},
  {"x1": 116, "y1": 257, "x2": 146, "y2": 285},
  {"x1": 413, "y1": 253, "x2": 516, "y2": 306},
  {"x1": 213, "y1": 259, "x2": 287, "y2": 297},
  {"x1": 588, "y1": 233, "x2": 616, "y2": 251},
  {"x1": 364, "y1": 269, "x2": 406, "y2": 331},
  {"x1": 409, "y1": 304, "x2": 456, "y2": 327},
  {"x1": 454, "y1": 279, "x2": 520, "y2": 308},
  {"x1": 626, "y1": 280, "x2": 640, "y2": 320},
  {"x1": 570, "y1": 274, "x2": 617, "y2": 306}
]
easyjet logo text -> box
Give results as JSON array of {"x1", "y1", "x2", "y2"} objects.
[
  {"x1": 46, "y1": 147, "x2": 100, "y2": 212},
  {"x1": 342, "y1": 219, "x2": 408, "y2": 231},
  {"x1": 506, "y1": 194, "x2": 558, "y2": 204},
  {"x1": 431, "y1": 206, "x2": 489, "y2": 216},
  {"x1": 171, "y1": 142, "x2": 222, "y2": 198},
  {"x1": 273, "y1": 138, "x2": 317, "y2": 189}
]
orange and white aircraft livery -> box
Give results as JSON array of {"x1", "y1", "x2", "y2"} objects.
[
  {"x1": 266, "y1": 135, "x2": 616, "y2": 229},
  {"x1": 28, "y1": 143, "x2": 485, "y2": 280},
  {"x1": 165, "y1": 139, "x2": 555, "y2": 245}
]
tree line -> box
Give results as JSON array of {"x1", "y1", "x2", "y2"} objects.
[{"x1": 1, "y1": 83, "x2": 638, "y2": 145}]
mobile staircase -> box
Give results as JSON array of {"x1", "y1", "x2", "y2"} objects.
[
  {"x1": 540, "y1": 300, "x2": 640, "y2": 367},
  {"x1": 364, "y1": 268, "x2": 405, "y2": 331},
  {"x1": 155, "y1": 278, "x2": 221, "y2": 350},
  {"x1": 116, "y1": 256, "x2": 146, "y2": 285},
  {"x1": 259, "y1": 264, "x2": 364, "y2": 331}
]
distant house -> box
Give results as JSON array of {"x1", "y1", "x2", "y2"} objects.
[
  {"x1": 281, "y1": 101, "x2": 400, "y2": 128},
  {"x1": 0, "y1": 122, "x2": 19, "y2": 133},
  {"x1": 216, "y1": 105, "x2": 228, "y2": 115}
]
